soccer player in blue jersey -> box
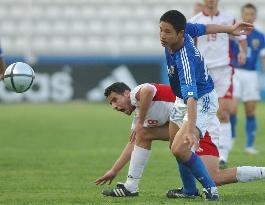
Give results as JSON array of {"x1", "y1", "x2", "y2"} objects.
[
  {"x1": 160, "y1": 10, "x2": 253, "y2": 200},
  {"x1": 230, "y1": 3, "x2": 265, "y2": 155}
]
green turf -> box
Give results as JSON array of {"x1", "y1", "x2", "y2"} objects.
[{"x1": 0, "y1": 102, "x2": 265, "y2": 204}]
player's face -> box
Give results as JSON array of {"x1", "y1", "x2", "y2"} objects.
[
  {"x1": 194, "y1": 3, "x2": 204, "y2": 15},
  {"x1": 242, "y1": 8, "x2": 256, "y2": 24},
  {"x1": 107, "y1": 91, "x2": 134, "y2": 115},
  {"x1": 160, "y1": 21, "x2": 180, "y2": 48},
  {"x1": 204, "y1": 0, "x2": 218, "y2": 9}
]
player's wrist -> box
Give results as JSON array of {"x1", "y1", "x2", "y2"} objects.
[
  {"x1": 110, "y1": 168, "x2": 118, "y2": 174},
  {"x1": 187, "y1": 123, "x2": 196, "y2": 134},
  {"x1": 226, "y1": 25, "x2": 234, "y2": 35}
]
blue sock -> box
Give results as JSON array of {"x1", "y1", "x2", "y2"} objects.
[
  {"x1": 176, "y1": 158, "x2": 198, "y2": 195},
  {"x1": 246, "y1": 116, "x2": 257, "y2": 148},
  {"x1": 230, "y1": 114, "x2": 237, "y2": 139},
  {"x1": 183, "y1": 152, "x2": 215, "y2": 188}
]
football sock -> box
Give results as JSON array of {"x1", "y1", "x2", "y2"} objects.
[
  {"x1": 246, "y1": 116, "x2": 257, "y2": 148},
  {"x1": 219, "y1": 122, "x2": 232, "y2": 162},
  {"x1": 236, "y1": 166, "x2": 265, "y2": 182},
  {"x1": 176, "y1": 158, "x2": 198, "y2": 195},
  {"x1": 230, "y1": 114, "x2": 237, "y2": 139},
  {"x1": 183, "y1": 152, "x2": 216, "y2": 189},
  {"x1": 124, "y1": 145, "x2": 150, "y2": 192}
]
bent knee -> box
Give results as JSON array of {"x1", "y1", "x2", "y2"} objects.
[{"x1": 171, "y1": 144, "x2": 187, "y2": 159}]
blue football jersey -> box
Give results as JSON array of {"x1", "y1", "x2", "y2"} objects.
[
  {"x1": 230, "y1": 28, "x2": 265, "y2": 71},
  {"x1": 165, "y1": 23, "x2": 214, "y2": 102}
]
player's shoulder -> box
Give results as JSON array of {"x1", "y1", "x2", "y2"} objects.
[
  {"x1": 188, "y1": 12, "x2": 204, "y2": 23},
  {"x1": 130, "y1": 84, "x2": 147, "y2": 96},
  {"x1": 130, "y1": 83, "x2": 156, "y2": 100},
  {"x1": 217, "y1": 11, "x2": 235, "y2": 24},
  {"x1": 253, "y1": 28, "x2": 265, "y2": 38}
]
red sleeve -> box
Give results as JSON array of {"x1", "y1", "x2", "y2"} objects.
[{"x1": 152, "y1": 84, "x2": 176, "y2": 102}]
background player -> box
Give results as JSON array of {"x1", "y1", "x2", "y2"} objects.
[
  {"x1": 189, "y1": 0, "x2": 248, "y2": 168},
  {"x1": 95, "y1": 82, "x2": 265, "y2": 199},
  {"x1": 230, "y1": 3, "x2": 265, "y2": 155},
  {"x1": 193, "y1": 2, "x2": 205, "y2": 15}
]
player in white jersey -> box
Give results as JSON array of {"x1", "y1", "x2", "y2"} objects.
[
  {"x1": 95, "y1": 82, "x2": 265, "y2": 199},
  {"x1": 189, "y1": 0, "x2": 248, "y2": 168}
]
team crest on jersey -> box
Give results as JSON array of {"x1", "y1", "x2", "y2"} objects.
[
  {"x1": 252, "y1": 39, "x2": 260, "y2": 49},
  {"x1": 167, "y1": 65, "x2": 175, "y2": 76}
]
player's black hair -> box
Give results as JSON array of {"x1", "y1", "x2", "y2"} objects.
[
  {"x1": 160, "y1": 10, "x2": 186, "y2": 33},
  {"x1": 242, "y1": 3, "x2": 257, "y2": 13},
  {"x1": 104, "y1": 82, "x2": 131, "y2": 97}
]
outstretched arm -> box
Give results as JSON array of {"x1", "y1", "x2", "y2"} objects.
[
  {"x1": 95, "y1": 140, "x2": 135, "y2": 185},
  {"x1": 206, "y1": 22, "x2": 253, "y2": 36}
]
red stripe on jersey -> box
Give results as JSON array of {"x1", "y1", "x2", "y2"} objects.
[{"x1": 152, "y1": 84, "x2": 176, "y2": 102}]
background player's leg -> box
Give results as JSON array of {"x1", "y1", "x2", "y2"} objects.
[
  {"x1": 218, "y1": 97, "x2": 232, "y2": 168},
  {"x1": 230, "y1": 97, "x2": 240, "y2": 142},
  {"x1": 244, "y1": 101, "x2": 258, "y2": 154},
  {"x1": 230, "y1": 69, "x2": 241, "y2": 145}
]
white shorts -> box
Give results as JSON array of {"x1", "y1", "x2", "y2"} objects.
[
  {"x1": 209, "y1": 65, "x2": 233, "y2": 98},
  {"x1": 233, "y1": 69, "x2": 260, "y2": 101},
  {"x1": 131, "y1": 101, "x2": 173, "y2": 129},
  {"x1": 169, "y1": 90, "x2": 219, "y2": 141}
]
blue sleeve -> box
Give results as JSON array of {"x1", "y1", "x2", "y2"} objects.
[
  {"x1": 260, "y1": 34, "x2": 265, "y2": 49},
  {"x1": 185, "y1": 23, "x2": 206, "y2": 38},
  {"x1": 176, "y1": 51, "x2": 198, "y2": 101}
]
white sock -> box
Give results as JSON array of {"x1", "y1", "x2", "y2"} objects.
[
  {"x1": 219, "y1": 122, "x2": 232, "y2": 162},
  {"x1": 236, "y1": 166, "x2": 265, "y2": 182},
  {"x1": 124, "y1": 145, "x2": 151, "y2": 192}
]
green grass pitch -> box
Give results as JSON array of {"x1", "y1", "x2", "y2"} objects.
[{"x1": 0, "y1": 102, "x2": 265, "y2": 205}]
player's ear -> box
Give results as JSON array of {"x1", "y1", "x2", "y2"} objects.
[
  {"x1": 178, "y1": 30, "x2": 185, "y2": 38},
  {"x1": 124, "y1": 90, "x2": 130, "y2": 97}
]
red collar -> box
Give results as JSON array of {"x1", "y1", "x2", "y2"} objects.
[{"x1": 203, "y1": 10, "x2": 220, "y2": 16}]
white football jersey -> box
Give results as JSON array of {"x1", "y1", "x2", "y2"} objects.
[
  {"x1": 130, "y1": 83, "x2": 174, "y2": 128},
  {"x1": 189, "y1": 11, "x2": 245, "y2": 69}
]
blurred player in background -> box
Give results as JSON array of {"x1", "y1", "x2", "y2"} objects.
[
  {"x1": 96, "y1": 82, "x2": 265, "y2": 199},
  {"x1": 0, "y1": 44, "x2": 6, "y2": 79},
  {"x1": 189, "y1": 0, "x2": 248, "y2": 169},
  {"x1": 230, "y1": 3, "x2": 265, "y2": 155},
  {"x1": 193, "y1": 2, "x2": 205, "y2": 15}
]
